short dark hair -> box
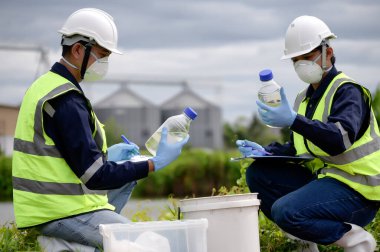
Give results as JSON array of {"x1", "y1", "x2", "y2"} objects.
[{"x1": 61, "y1": 40, "x2": 89, "y2": 57}]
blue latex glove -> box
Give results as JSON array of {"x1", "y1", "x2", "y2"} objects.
[
  {"x1": 151, "y1": 127, "x2": 189, "y2": 171},
  {"x1": 257, "y1": 87, "x2": 297, "y2": 128},
  {"x1": 236, "y1": 139, "x2": 271, "y2": 157},
  {"x1": 107, "y1": 142, "x2": 140, "y2": 162}
]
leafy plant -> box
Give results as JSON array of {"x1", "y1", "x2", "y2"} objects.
[
  {"x1": 0, "y1": 156, "x2": 12, "y2": 201},
  {"x1": 157, "y1": 195, "x2": 181, "y2": 221},
  {"x1": 0, "y1": 224, "x2": 41, "y2": 252}
]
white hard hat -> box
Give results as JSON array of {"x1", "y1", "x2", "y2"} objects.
[
  {"x1": 58, "y1": 8, "x2": 122, "y2": 54},
  {"x1": 281, "y1": 15, "x2": 336, "y2": 60}
]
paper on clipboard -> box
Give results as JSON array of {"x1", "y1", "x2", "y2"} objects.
[{"x1": 116, "y1": 155, "x2": 152, "y2": 164}]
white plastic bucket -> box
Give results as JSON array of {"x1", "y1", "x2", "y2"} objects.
[{"x1": 179, "y1": 193, "x2": 260, "y2": 252}]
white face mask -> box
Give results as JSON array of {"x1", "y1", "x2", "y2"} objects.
[
  {"x1": 294, "y1": 53, "x2": 323, "y2": 84},
  {"x1": 83, "y1": 52, "x2": 109, "y2": 82},
  {"x1": 61, "y1": 51, "x2": 109, "y2": 82}
]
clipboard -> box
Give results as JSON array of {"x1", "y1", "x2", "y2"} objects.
[
  {"x1": 116, "y1": 155, "x2": 152, "y2": 164},
  {"x1": 230, "y1": 155, "x2": 314, "y2": 163}
]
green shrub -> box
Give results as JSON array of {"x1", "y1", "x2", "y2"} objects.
[
  {"x1": 132, "y1": 149, "x2": 241, "y2": 198},
  {"x1": 0, "y1": 156, "x2": 12, "y2": 201}
]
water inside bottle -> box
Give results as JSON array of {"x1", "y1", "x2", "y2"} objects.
[
  {"x1": 258, "y1": 91, "x2": 281, "y2": 107},
  {"x1": 145, "y1": 131, "x2": 188, "y2": 156}
]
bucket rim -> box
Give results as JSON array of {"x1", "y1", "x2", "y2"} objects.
[
  {"x1": 179, "y1": 194, "x2": 260, "y2": 213},
  {"x1": 179, "y1": 193, "x2": 258, "y2": 203}
]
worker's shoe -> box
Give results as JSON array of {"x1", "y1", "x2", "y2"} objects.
[
  {"x1": 334, "y1": 223, "x2": 376, "y2": 252},
  {"x1": 38, "y1": 235, "x2": 95, "y2": 252},
  {"x1": 284, "y1": 232, "x2": 320, "y2": 252}
]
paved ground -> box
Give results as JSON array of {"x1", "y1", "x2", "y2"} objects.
[
  {"x1": 0, "y1": 199, "x2": 173, "y2": 227},
  {"x1": 0, "y1": 202, "x2": 14, "y2": 227}
]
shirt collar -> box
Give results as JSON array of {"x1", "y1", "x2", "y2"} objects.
[
  {"x1": 50, "y1": 62, "x2": 83, "y2": 93},
  {"x1": 305, "y1": 66, "x2": 339, "y2": 100}
]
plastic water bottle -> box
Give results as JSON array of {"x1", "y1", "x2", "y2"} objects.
[
  {"x1": 258, "y1": 69, "x2": 281, "y2": 107},
  {"x1": 145, "y1": 107, "x2": 197, "y2": 156}
]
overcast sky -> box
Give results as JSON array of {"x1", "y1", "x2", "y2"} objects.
[{"x1": 1, "y1": 0, "x2": 379, "y2": 123}]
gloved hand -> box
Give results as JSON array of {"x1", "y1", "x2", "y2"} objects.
[
  {"x1": 257, "y1": 87, "x2": 297, "y2": 128},
  {"x1": 151, "y1": 127, "x2": 189, "y2": 171},
  {"x1": 236, "y1": 139, "x2": 271, "y2": 157},
  {"x1": 107, "y1": 142, "x2": 140, "y2": 162}
]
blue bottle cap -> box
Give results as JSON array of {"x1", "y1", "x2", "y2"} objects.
[
  {"x1": 184, "y1": 107, "x2": 197, "y2": 120},
  {"x1": 259, "y1": 69, "x2": 273, "y2": 81}
]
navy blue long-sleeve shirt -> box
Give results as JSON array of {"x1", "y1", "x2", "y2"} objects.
[
  {"x1": 265, "y1": 66, "x2": 370, "y2": 157},
  {"x1": 43, "y1": 62, "x2": 149, "y2": 190}
]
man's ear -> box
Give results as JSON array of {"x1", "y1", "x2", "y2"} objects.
[
  {"x1": 71, "y1": 43, "x2": 83, "y2": 60},
  {"x1": 326, "y1": 47, "x2": 334, "y2": 59}
]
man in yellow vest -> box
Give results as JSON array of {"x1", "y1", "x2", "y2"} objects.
[
  {"x1": 12, "y1": 8, "x2": 189, "y2": 251},
  {"x1": 237, "y1": 16, "x2": 379, "y2": 251}
]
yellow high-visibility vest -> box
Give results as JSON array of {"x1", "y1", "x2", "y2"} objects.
[
  {"x1": 293, "y1": 72, "x2": 380, "y2": 201},
  {"x1": 12, "y1": 71, "x2": 114, "y2": 228}
]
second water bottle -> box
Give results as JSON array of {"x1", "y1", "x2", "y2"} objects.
[{"x1": 145, "y1": 107, "x2": 198, "y2": 156}]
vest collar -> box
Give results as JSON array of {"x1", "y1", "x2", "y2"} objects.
[
  {"x1": 51, "y1": 62, "x2": 83, "y2": 93},
  {"x1": 305, "y1": 66, "x2": 339, "y2": 101}
]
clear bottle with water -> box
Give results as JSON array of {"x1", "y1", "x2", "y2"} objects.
[
  {"x1": 258, "y1": 69, "x2": 281, "y2": 107},
  {"x1": 145, "y1": 107, "x2": 197, "y2": 156}
]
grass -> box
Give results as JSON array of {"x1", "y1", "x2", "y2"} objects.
[
  {"x1": 1, "y1": 161, "x2": 379, "y2": 251},
  {"x1": 0, "y1": 223, "x2": 41, "y2": 251},
  {"x1": 1, "y1": 197, "x2": 379, "y2": 252}
]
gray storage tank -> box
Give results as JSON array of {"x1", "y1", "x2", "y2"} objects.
[{"x1": 94, "y1": 85, "x2": 160, "y2": 147}]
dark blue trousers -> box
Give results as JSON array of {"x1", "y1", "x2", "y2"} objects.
[{"x1": 246, "y1": 160, "x2": 379, "y2": 244}]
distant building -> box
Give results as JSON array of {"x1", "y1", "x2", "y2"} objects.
[
  {"x1": 94, "y1": 85, "x2": 160, "y2": 147},
  {"x1": 160, "y1": 86, "x2": 223, "y2": 149},
  {"x1": 0, "y1": 104, "x2": 19, "y2": 156},
  {"x1": 94, "y1": 84, "x2": 223, "y2": 150},
  {"x1": 0, "y1": 83, "x2": 224, "y2": 156}
]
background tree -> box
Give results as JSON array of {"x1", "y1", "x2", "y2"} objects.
[
  {"x1": 103, "y1": 116, "x2": 124, "y2": 147},
  {"x1": 223, "y1": 116, "x2": 251, "y2": 148},
  {"x1": 223, "y1": 114, "x2": 283, "y2": 149}
]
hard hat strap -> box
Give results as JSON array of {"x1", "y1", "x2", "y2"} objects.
[
  {"x1": 80, "y1": 42, "x2": 92, "y2": 80},
  {"x1": 321, "y1": 40, "x2": 328, "y2": 70}
]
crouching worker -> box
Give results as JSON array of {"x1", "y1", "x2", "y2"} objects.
[
  {"x1": 237, "y1": 15, "x2": 379, "y2": 252},
  {"x1": 12, "y1": 8, "x2": 188, "y2": 251}
]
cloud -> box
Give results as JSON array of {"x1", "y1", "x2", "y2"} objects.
[
  {"x1": 0, "y1": 0, "x2": 379, "y2": 122},
  {"x1": 3, "y1": 0, "x2": 379, "y2": 49}
]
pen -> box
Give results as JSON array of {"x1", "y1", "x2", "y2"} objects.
[
  {"x1": 121, "y1": 134, "x2": 131, "y2": 144},
  {"x1": 121, "y1": 135, "x2": 140, "y2": 155}
]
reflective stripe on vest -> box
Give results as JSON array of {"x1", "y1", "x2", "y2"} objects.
[
  {"x1": 12, "y1": 177, "x2": 105, "y2": 195},
  {"x1": 12, "y1": 71, "x2": 113, "y2": 228},
  {"x1": 293, "y1": 73, "x2": 380, "y2": 200}
]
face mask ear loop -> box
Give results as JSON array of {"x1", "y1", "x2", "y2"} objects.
[{"x1": 80, "y1": 42, "x2": 92, "y2": 80}]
